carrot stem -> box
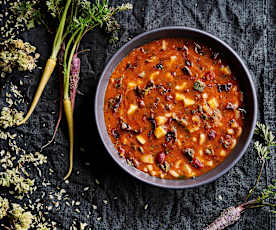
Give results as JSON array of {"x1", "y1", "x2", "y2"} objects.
[
  {"x1": 17, "y1": 58, "x2": 56, "y2": 125},
  {"x1": 63, "y1": 28, "x2": 81, "y2": 73},
  {"x1": 245, "y1": 159, "x2": 265, "y2": 202},
  {"x1": 52, "y1": 0, "x2": 72, "y2": 58},
  {"x1": 63, "y1": 98, "x2": 74, "y2": 180}
]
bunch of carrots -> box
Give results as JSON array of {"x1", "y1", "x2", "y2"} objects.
[{"x1": 17, "y1": 0, "x2": 132, "y2": 180}]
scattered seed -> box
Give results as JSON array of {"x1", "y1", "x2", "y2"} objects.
[
  {"x1": 75, "y1": 201, "x2": 81, "y2": 206},
  {"x1": 75, "y1": 208, "x2": 80, "y2": 213}
]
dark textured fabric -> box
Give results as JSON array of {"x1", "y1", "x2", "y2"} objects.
[{"x1": 0, "y1": 0, "x2": 275, "y2": 229}]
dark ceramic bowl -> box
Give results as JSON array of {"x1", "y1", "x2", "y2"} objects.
[{"x1": 95, "y1": 27, "x2": 257, "y2": 189}]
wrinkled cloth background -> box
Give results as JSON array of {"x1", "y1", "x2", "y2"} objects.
[{"x1": 1, "y1": 0, "x2": 276, "y2": 229}]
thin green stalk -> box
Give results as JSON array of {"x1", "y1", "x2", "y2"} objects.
[
  {"x1": 63, "y1": 28, "x2": 81, "y2": 73},
  {"x1": 82, "y1": 23, "x2": 100, "y2": 37},
  {"x1": 68, "y1": 0, "x2": 74, "y2": 24},
  {"x1": 74, "y1": 0, "x2": 79, "y2": 18},
  {"x1": 245, "y1": 159, "x2": 266, "y2": 202},
  {"x1": 77, "y1": 22, "x2": 102, "y2": 47},
  {"x1": 53, "y1": 5, "x2": 68, "y2": 48},
  {"x1": 51, "y1": 0, "x2": 72, "y2": 58},
  {"x1": 240, "y1": 199, "x2": 259, "y2": 207},
  {"x1": 247, "y1": 202, "x2": 276, "y2": 209},
  {"x1": 261, "y1": 202, "x2": 276, "y2": 207},
  {"x1": 246, "y1": 204, "x2": 266, "y2": 209}
]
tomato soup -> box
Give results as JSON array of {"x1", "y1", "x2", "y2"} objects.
[{"x1": 104, "y1": 38, "x2": 244, "y2": 179}]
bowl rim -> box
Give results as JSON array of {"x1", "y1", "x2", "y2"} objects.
[{"x1": 94, "y1": 26, "x2": 258, "y2": 189}]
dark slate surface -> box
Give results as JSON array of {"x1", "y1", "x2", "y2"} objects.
[{"x1": 0, "y1": 0, "x2": 276, "y2": 229}]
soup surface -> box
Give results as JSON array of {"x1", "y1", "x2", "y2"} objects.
[{"x1": 104, "y1": 38, "x2": 244, "y2": 179}]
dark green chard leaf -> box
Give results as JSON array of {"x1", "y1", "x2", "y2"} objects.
[
  {"x1": 183, "y1": 148, "x2": 194, "y2": 162},
  {"x1": 159, "y1": 161, "x2": 170, "y2": 173},
  {"x1": 193, "y1": 80, "x2": 205, "y2": 92}
]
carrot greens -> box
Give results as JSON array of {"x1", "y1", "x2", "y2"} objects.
[
  {"x1": 13, "y1": 0, "x2": 132, "y2": 179},
  {"x1": 204, "y1": 122, "x2": 275, "y2": 230}
]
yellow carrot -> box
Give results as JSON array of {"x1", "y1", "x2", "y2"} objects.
[
  {"x1": 18, "y1": 58, "x2": 56, "y2": 125},
  {"x1": 63, "y1": 98, "x2": 74, "y2": 180},
  {"x1": 18, "y1": 0, "x2": 72, "y2": 126}
]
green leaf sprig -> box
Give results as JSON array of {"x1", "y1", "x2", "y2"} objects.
[
  {"x1": 63, "y1": 0, "x2": 133, "y2": 99},
  {"x1": 46, "y1": 0, "x2": 64, "y2": 18},
  {"x1": 11, "y1": 0, "x2": 43, "y2": 30},
  {"x1": 255, "y1": 122, "x2": 276, "y2": 147},
  {"x1": 245, "y1": 122, "x2": 276, "y2": 201},
  {"x1": 245, "y1": 180, "x2": 276, "y2": 212}
]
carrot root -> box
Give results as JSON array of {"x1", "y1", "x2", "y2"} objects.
[
  {"x1": 41, "y1": 43, "x2": 65, "y2": 151},
  {"x1": 204, "y1": 206, "x2": 244, "y2": 230},
  {"x1": 70, "y1": 54, "x2": 80, "y2": 111},
  {"x1": 63, "y1": 98, "x2": 74, "y2": 180},
  {"x1": 40, "y1": 79, "x2": 63, "y2": 152},
  {"x1": 18, "y1": 58, "x2": 57, "y2": 125}
]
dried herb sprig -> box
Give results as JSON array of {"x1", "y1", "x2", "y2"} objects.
[
  {"x1": 11, "y1": 0, "x2": 44, "y2": 30},
  {"x1": 0, "y1": 202, "x2": 34, "y2": 230},
  {"x1": 0, "y1": 196, "x2": 9, "y2": 220},
  {"x1": 204, "y1": 122, "x2": 275, "y2": 230},
  {"x1": 11, "y1": 0, "x2": 65, "y2": 31},
  {"x1": 0, "y1": 39, "x2": 40, "y2": 74},
  {"x1": 46, "y1": 0, "x2": 64, "y2": 19},
  {"x1": 9, "y1": 203, "x2": 34, "y2": 230}
]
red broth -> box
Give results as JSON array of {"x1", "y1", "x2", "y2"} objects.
[{"x1": 104, "y1": 38, "x2": 244, "y2": 179}]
